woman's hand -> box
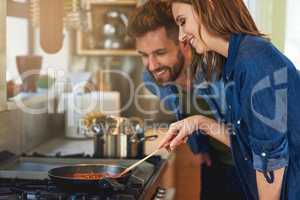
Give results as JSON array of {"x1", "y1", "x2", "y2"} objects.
[
  {"x1": 159, "y1": 115, "x2": 231, "y2": 151},
  {"x1": 159, "y1": 115, "x2": 215, "y2": 151}
]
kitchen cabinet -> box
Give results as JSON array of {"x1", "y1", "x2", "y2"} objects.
[
  {"x1": 76, "y1": 0, "x2": 139, "y2": 56},
  {"x1": 145, "y1": 129, "x2": 200, "y2": 199},
  {"x1": 175, "y1": 144, "x2": 201, "y2": 200}
]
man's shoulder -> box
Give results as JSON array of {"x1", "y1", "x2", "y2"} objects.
[
  {"x1": 143, "y1": 70, "x2": 166, "y2": 97},
  {"x1": 143, "y1": 70, "x2": 154, "y2": 83}
]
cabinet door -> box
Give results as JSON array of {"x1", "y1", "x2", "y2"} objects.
[{"x1": 175, "y1": 145, "x2": 201, "y2": 200}]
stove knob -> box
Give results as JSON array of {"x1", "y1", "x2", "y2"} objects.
[
  {"x1": 153, "y1": 187, "x2": 166, "y2": 200},
  {"x1": 156, "y1": 193, "x2": 165, "y2": 198},
  {"x1": 157, "y1": 188, "x2": 166, "y2": 194}
]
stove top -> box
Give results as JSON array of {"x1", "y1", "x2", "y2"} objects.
[
  {"x1": 0, "y1": 152, "x2": 166, "y2": 200},
  {"x1": 0, "y1": 178, "x2": 143, "y2": 200}
]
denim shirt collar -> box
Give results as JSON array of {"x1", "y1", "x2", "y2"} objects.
[
  {"x1": 222, "y1": 34, "x2": 245, "y2": 81},
  {"x1": 143, "y1": 63, "x2": 225, "y2": 120}
]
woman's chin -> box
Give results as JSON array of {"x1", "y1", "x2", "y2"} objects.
[
  {"x1": 194, "y1": 47, "x2": 205, "y2": 55},
  {"x1": 191, "y1": 43, "x2": 205, "y2": 54}
]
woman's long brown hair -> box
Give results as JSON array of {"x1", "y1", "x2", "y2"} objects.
[{"x1": 170, "y1": 0, "x2": 266, "y2": 81}]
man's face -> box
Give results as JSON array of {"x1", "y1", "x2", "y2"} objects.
[{"x1": 136, "y1": 27, "x2": 184, "y2": 85}]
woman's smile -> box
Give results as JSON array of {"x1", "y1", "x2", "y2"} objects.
[{"x1": 189, "y1": 37, "x2": 196, "y2": 47}]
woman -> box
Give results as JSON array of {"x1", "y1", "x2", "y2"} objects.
[{"x1": 160, "y1": 0, "x2": 300, "y2": 199}]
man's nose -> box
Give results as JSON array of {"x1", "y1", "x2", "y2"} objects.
[{"x1": 148, "y1": 55, "x2": 159, "y2": 71}]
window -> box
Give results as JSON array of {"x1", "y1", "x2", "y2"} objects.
[
  {"x1": 246, "y1": 0, "x2": 300, "y2": 69},
  {"x1": 285, "y1": 0, "x2": 300, "y2": 69},
  {"x1": 6, "y1": 17, "x2": 28, "y2": 83}
]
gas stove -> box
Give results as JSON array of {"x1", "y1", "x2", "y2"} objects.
[
  {"x1": 0, "y1": 178, "x2": 148, "y2": 200},
  {"x1": 0, "y1": 151, "x2": 167, "y2": 200}
]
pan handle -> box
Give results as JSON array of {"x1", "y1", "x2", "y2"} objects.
[
  {"x1": 84, "y1": 121, "x2": 106, "y2": 137},
  {"x1": 98, "y1": 178, "x2": 125, "y2": 191}
]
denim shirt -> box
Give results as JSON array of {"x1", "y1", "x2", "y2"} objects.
[
  {"x1": 221, "y1": 34, "x2": 300, "y2": 200},
  {"x1": 143, "y1": 67, "x2": 226, "y2": 154}
]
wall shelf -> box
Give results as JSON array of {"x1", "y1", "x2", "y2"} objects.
[{"x1": 76, "y1": 0, "x2": 138, "y2": 56}]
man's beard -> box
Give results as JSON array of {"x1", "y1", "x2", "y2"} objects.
[{"x1": 149, "y1": 51, "x2": 185, "y2": 86}]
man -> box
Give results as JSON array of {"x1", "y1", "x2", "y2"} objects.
[{"x1": 127, "y1": 0, "x2": 245, "y2": 199}]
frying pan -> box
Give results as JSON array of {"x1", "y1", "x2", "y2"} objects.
[{"x1": 48, "y1": 164, "x2": 132, "y2": 193}]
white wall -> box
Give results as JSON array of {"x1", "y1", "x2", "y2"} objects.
[
  {"x1": 6, "y1": 17, "x2": 72, "y2": 82},
  {"x1": 6, "y1": 17, "x2": 28, "y2": 83},
  {"x1": 34, "y1": 29, "x2": 71, "y2": 75},
  {"x1": 285, "y1": 0, "x2": 300, "y2": 69}
]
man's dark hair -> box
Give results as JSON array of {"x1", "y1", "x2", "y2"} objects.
[{"x1": 127, "y1": 0, "x2": 179, "y2": 43}]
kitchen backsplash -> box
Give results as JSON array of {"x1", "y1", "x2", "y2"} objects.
[{"x1": 0, "y1": 103, "x2": 64, "y2": 155}]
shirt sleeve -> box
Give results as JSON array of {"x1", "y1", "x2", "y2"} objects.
[
  {"x1": 240, "y1": 64, "x2": 289, "y2": 183},
  {"x1": 187, "y1": 130, "x2": 209, "y2": 154},
  {"x1": 143, "y1": 71, "x2": 159, "y2": 95},
  {"x1": 143, "y1": 70, "x2": 210, "y2": 154}
]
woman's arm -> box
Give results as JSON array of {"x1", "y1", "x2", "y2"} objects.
[
  {"x1": 256, "y1": 168, "x2": 285, "y2": 200},
  {"x1": 159, "y1": 115, "x2": 230, "y2": 150},
  {"x1": 160, "y1": 115, "x2": 285, "y2": 200}
]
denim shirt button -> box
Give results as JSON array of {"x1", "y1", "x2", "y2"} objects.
[
  {"x1": 261, "y1": 152, "x2": 266, "y2": 157},
  {"x1": 237, "y1": 120, "x2": 241, "y2": 125},
  {"x1": 244, "y1": 157, "x2": 248, "y2": 161},
  {"x1": 228, "y1": 105, "x2": 232, "y2": 110}
]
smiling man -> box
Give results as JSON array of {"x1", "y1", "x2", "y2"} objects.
[
  {"x1": 127, "y1": 0, "x2": 245, "y2": 199},
  {"x1": 135, "y1": 27, "x2": 185, "y2": 85},
  {"x1": 128, "y1": 1, "x2": 188, "y2": 88}
]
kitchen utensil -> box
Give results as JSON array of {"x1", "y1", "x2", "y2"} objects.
[
  {"x1": 29, "y1": 0, "x2": 39, "y2": 27},
  {"x1": 63, "y1": 0, "x2": 80, "y2": 30},
  {"x1": 16, "y1": 55, "x2": 42, "y2": 92},
  {"x1": 58, "y1": 91, "x2": 120, "y2": 139},
  {"x1": 117, "y1": 148, "x2": 161, "y2": 177},
  {"x1": 86, "y1": 114, "x2": 158, "y2": 158},
  {"x1": 102, "y1": 10, "x2": 128, "y2": 49},
  {"x1": 48, "y1": 164, "x2": 131, "y2": 192},
  {"x1": 40, "y1": 0, "x2": 64, "y2": 53},
  {"x1": 64, "y1": 0, "x2": 90, "y2": 31}
]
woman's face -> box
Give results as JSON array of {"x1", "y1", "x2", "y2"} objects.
[{"x1": 172, "y1": 2, "x2": 208, "y2": 54}]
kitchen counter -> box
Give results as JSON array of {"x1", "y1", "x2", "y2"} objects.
[
  {"x1": 28, "y1": 128, "x2": 171, "y2": 159},
  {"x1": 28, "y1": 136, "x2": 94, "y2": 156},
  {"x1": 28, "y1": 134, "x2": 171, "y2": 159}
]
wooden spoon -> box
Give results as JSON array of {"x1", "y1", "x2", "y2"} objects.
[
  {"x1": 107, "y1": 148, "x2": 161, "y2": 179},
  {"x1": 39, "y1": 0, "x2": 64, "y2": 53}
]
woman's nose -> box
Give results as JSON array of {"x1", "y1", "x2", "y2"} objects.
[{"x1": 178, "y1": 28, "x2": 187, "y2": 42}]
